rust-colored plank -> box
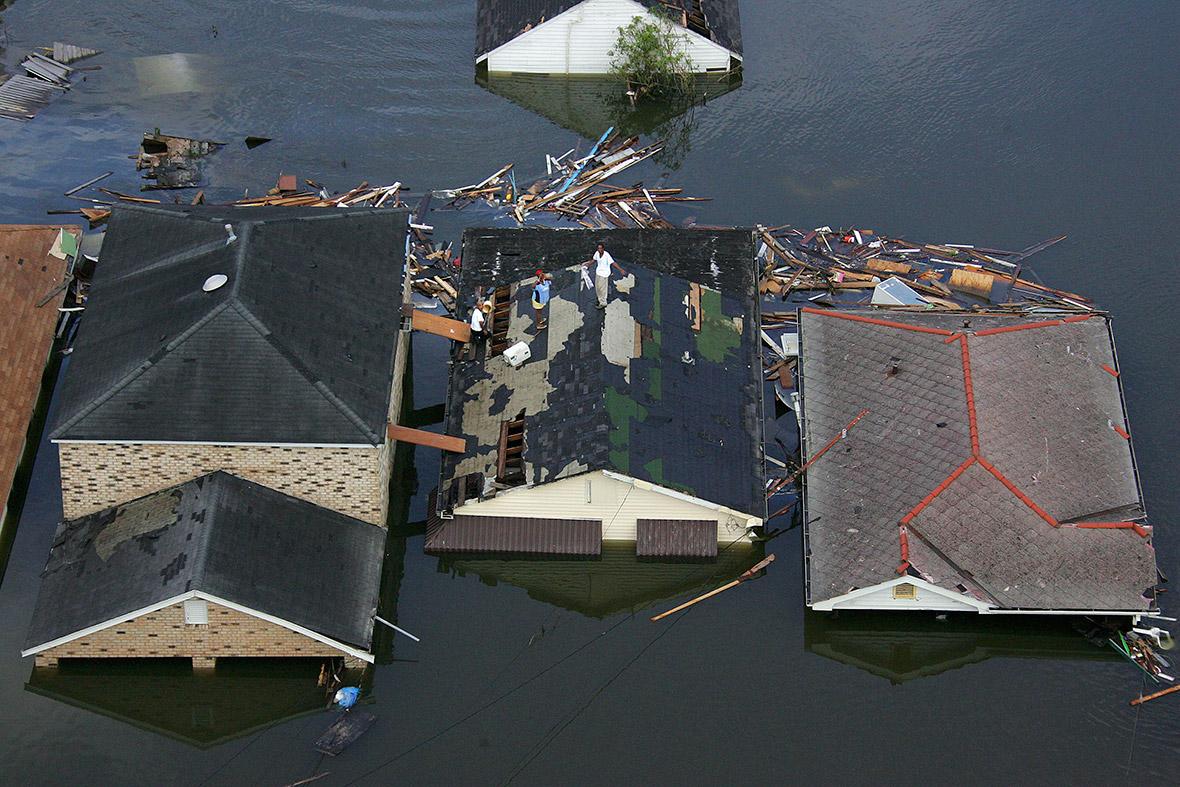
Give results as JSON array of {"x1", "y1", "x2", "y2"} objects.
[
  {"x1": 411, "y1": 309, "x2": 471, "y2": 342},
  {"x1": 387, "y1": 424, "x2": 466, "y2": 453}
]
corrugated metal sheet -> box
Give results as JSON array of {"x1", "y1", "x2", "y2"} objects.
[
  {"x1": 426, "y1": 493, "x2": 601, "y2": 555},
  {"x1": 636, "y1": 519, "x2": 717, "y2": 558}
]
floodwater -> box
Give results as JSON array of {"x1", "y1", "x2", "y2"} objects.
[{"x1": 1, "y1": 0, "x2": 1179, "y2": 784}]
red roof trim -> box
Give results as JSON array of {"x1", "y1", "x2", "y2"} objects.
[{"x1": 800, "y1": 307, "x2": 955, "y2": 336}]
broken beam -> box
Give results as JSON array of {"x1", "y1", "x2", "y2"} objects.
[{"x1": 387, "y1": 424, "x2": 466, "y2": 453}]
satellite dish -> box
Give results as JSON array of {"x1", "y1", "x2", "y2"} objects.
[{"x1": 203, "y1": 274, "x2": 228, "y2": 292}]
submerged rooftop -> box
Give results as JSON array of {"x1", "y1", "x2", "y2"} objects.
[
  {"x1": 51, "y1": 204, "x2": 408, "y2": 445},
  {"x1": 798, "y1": 309, "x2": 1156, "y2": 614},
  {"x1": 435, "y1": 227, "x2": 763, "y2": 545}
]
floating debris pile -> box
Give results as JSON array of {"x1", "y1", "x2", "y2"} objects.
[
  {"x1": 138, "y1": 131, "x2": 225, "y2": 190},
  {"x1": 0, "y1": 43, "x2": 99, "y2": 122},
  {"x1": 443, "y1": 130, "x2": 708, "y2": 228},
  {"x1": 756, "y1": 225, "x2": 1088, "y2": 314}
]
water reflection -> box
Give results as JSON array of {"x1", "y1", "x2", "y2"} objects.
[
  {"x1": 438, "y1": 541, "x2": 766, "y2": 619},
  {"x1": 804, "y1": 610, "x2": 1119, "y2": 685},
  {"x1": 25, "y1": 657, "x2": 368, "y2": 749},
  {"x1": 476, "y1": 71, "x2": 741, "y2": 169}
]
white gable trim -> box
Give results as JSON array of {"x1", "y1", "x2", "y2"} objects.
[
  {"x1": 22, "y1": 592, "x2": 195, "y2": 657},
  {"x1": 810, "y1": 577, "x2": 994, "y2": 613},
  {"x1": 601, "y1": 469, "x2": 762, "y2": 526},
  {"x1": 22, "y1": 590, "x2": 375, "y2": 663},
  {"x1": 53, "y1": 439, "x2": 374, "y2": 448},
  {"x1": 478, "y1": 0, "x2": 739, "y2": 66}
]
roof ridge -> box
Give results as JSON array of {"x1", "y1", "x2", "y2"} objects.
[
  {"x1": 51, "y1": 299, "x2": 235, "y2": 438},
  {"x1": 228, "y1": 300, "x2": 382, "y2": 445}
]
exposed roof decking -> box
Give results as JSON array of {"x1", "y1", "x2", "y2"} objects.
[
  {"x1": 442, "y1": 228, "x2": 763, "y2": 520},
  {"x1": 51, "y1": 205, "x2": 409, "y2": 445},
  {"x1": 24, "y1": 472, "x2": 386, "y2": 654},
  {"x1": 799, "y1": 309, "x2": 1155, "y2": 612}
]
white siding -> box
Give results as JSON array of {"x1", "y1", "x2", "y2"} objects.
[
  {"x1": 457, "y1": 471, "x2": 756, "y2": 543},
  {"x1": 811, "y1": 578, "x2": 992, "y2": 613},
  {"x1": 483, "y1": 0, "x2": 735, "y2": 75}
]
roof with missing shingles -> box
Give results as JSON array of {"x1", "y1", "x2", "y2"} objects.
[
  {"x1": 24, "y1": 472, "x2": 386, "y2": 653},
  {"x1": 475, "y1": 0, "x2": 742, "y2": 58},
  {"x1": 50, "y1": 204, "x2": 408, "y2": 445},
  {"x1": 440, "y1": 228, "x2": 763, "y2": 519},
  {"x1": 798, "y1": 309, "x2": 1157, "y2": 612}
]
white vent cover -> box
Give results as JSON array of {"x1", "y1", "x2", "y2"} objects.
[
  {"x1": 184, "y1": 598, "x2": 209, "y2": 625},
  {"x1": 202, "y1": 274, "x2": 228, "y2": 292}
]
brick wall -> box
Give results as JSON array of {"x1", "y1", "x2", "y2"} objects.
[
  {"x1": 58, "y1": 442, "x2": 386, "y2": 525},
  {"x1": 34, "y1": 600, "x2": 364, "y2": 667}
]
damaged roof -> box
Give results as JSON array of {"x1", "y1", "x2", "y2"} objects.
[
  {"x1": 24, "y1": 471, "x2": 386, "y2": 654},
  {"x1": 51, "y1": 204, "x2": 408, "y2": 445},
  {"x1": 798, "y1": 309, "x2": 1157, "y2": 612},
  {"x1": 441, "y1": 227, "x2": 763, "y2": 519},
  {"x1": 475, "y1": 0, "x2": 742, "y2": 58}
]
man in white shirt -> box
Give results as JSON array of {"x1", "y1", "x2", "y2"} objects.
[
  {"x1": 585, "y1": 243, "x2": 627, "y2": 308},
  {"x1": 469, "y1": 300, "x2": 488, "y2": 344}
]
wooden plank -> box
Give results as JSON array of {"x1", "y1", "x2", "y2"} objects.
[
  {"x1": 411, "y1": 309, "x2": 470, "y2": 342},
  {"x1": 388, "y1": 424, "x2": 466, "y2": 453},
  {"x1": 314, "y1": 710, "x2": 376, "y2": 756}
]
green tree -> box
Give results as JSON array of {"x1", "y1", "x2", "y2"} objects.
[{"x1": 608, "y1": 10, "x2": 693, "y2": 101}]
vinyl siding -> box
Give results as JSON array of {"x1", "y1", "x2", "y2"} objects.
[
  {"x1": 483, "y1": 0, "x2": 735, "y2": 75},
  {"x1": 454, "y1": 470, "x2": 756, "y2": 542}
]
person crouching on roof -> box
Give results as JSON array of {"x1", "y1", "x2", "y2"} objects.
[
  {"x1": 585, "y1": 243, "x2": 627, "y2": 309},
  {"x1": 531, "y1": 270, "x2": 552, "y2": 331}
]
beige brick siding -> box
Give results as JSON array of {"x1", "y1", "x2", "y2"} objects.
[
  {"x1": 33, "y1": 600, "x2": 362, "y2": 667},
  {"x1": 58, "y1": 442, "x2": 385, "y2": 525}
]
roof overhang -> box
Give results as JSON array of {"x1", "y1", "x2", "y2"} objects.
[
  {"x1": 602, "y1": 469, "x2": 763, "y2": 527},
  {"x1": 477, "y1": 0, "x2": 742, "y2": 64},
  {"x1": 53, "y1": 439, "x2": 377, "y2": 448},
  {"x1": 811, "y1": 576, "x2": 1153, "y2": 617},
  {"x1": 22, "y1": 590, "x2": 375, "y2": 663}
]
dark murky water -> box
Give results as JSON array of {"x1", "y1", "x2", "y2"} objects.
[{"x1": 1, "y1": 1, "x2": 1179, "y2": 784}]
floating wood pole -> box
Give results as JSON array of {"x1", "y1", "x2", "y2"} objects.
[
  {"x1": 1131, "y1": 684, "x2": 1180, "y2": 706},
  {"x1": 652, "y1": 554, "x2": 775, "y2": 622},
  {"x1": 64, "y1": 171, "x2": 113, "y2": 196}
]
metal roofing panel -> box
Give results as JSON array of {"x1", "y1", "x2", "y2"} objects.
[
  {"x1": 425, "y1": 508, "x2": 602, "y2": 556},
  {"x1": 636, "y1": 519, "x2": 717, "y2": 558}
]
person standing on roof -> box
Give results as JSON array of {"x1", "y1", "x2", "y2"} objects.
[
  {"x1": 531, "y1": 270, "x2": 552, "y2": 331},
  {"x1": 469, "y1": 299, "x2": 489, "y2": 345},
  {"x1": 586, "y1": 242, "x2": 626, "y2": 309}
]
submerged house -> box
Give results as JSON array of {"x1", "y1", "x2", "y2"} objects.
[
  {"x1": 49, "y1": 205, "x2": 411, "y2": 527},
  {"x1": 476, "y1": 0, "x2": 742, "y2": 75},
  {"x1": 797, "y1": 309, "x2": 1159, "y2": 616},
  {"x1": 22, "y1": 472, "x2": 386, "y2": 668},
  {"x1": 428, "y1": 227, "x2": 764, "y2": 558}
]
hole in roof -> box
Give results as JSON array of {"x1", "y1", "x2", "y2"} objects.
[{"x1": 203, "y1": 274, "x2": 228, "y2": 292}]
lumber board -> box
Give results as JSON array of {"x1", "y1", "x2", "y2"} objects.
[
  {"x1": 388, "y1": 424, "x2": 466, "y2": 453},
  {"x1": 412, "y1": 309, "x2": 470, "y2": 342}
]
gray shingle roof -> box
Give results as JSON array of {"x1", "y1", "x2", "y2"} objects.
[
  {"x1": 24, "y1": 472, "x2": 386, "y2": 653},
  {"x1": 799, "y1": 309, "x2": 1157, "y2": 612},
  {"x1": 51, "y1": 205, "x2": 408, "y2": 445},
  {"x1": 475, "y1": 0, "x2": 742, "y2": 58},
  {"x1": 442, "y1": 228, "x2": 763, "y2": 519}
]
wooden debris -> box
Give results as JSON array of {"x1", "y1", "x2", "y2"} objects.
[
  {"x1": 314, "y1": 710, "x2": 376, "y2": 756},
  {"x1": 651, "y1": 554, "x2": 775, "y2": 621},
  {"x1": 138, "y1": 131, "x2": 225, "y2": 190}
]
